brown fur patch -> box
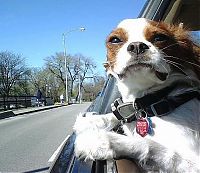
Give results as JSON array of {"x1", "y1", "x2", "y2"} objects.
[
  {"x1": 144, "y1": 21, "x2": 200, "y2": 79},
  {"x1": 105, "y1": 28, "x2": 128, "y2": 71}
]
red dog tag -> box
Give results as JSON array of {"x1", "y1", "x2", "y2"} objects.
[{"x1": 136, "y1": 118, "x2": 149, "y2": 137}]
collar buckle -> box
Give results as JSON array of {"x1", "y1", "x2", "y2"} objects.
[{"x1": 111, "y1": 98, "x2": 136, "y2": 122}]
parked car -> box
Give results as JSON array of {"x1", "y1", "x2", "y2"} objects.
[{"x1": 49, "y1": 0, "x2": 200, "y2": 172}]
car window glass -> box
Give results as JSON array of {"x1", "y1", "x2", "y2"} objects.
[
  {"x1": 191, "y1": 31, "x2": 200, "y2": 44},
  {"x1": 163, "y1": 0, "x2": 200, "y2": 31}
]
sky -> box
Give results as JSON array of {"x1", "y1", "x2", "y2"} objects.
[{"x1": 0, "y1": 0, "x2": 147, "y2": 75}]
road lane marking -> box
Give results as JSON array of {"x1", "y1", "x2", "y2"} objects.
[{"x1": 48, "y1": 135, "x2": 70, "y2": 163}]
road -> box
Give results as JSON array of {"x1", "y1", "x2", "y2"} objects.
[{"x1": 0, "y1": 103, "x2": 91, "y2": 173}]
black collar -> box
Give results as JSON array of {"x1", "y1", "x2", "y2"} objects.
[{"x1": 111, "y1": 89, "x2": 200, "y2": 123}]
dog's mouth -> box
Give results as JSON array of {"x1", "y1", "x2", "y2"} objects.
[
  {"x1": 117, "y1": 63, "x2": 168, "y2": 81},
  {"x1": 154, "y1": 70, "x2": 168, "y2": 81}
]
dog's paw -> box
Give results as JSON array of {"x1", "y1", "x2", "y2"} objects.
[
  {"x1": 73, "y1": 112, "x2": 98, "y2": 134},
  {"x1": 73, "y1": 112, "x2": 118, "y2": 134},
  {"x1": 74, "y1": 130, "x2": 116, "y2": 160}
]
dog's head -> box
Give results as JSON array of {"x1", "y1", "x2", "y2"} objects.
[{"x1": 105, "y1": 18, "x2": 200, "y2": 97}]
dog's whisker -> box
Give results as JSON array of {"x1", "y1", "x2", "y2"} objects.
[
  {"x1": 164, "y1": 55, "x2": 200, "y2": 69},
  {"x1": 161, "y1": 43, "x2": 180, "y2": 51},
  {"x1": 167, "y1": 62, "x2": 194, "y2": 83},
  {"x1": 161, "y1": 58, "x2": 196, "y2": 86},
  {"x1": 160, "y1": 40, "x2": 187, "y2": 51},
  {"x1": 164, "y1": 59, "x2": 188, "y2": 76},
  {"x1": 159, "y1": 62, "x2": 169, "y2": 74},
  {"x1": 162, "y1": 54, "x2": 198, "y2": 85},
  {"x1": 160, "y1": 50, "x2": 200, "y2": 70},
  {"x1": 160, "y1": 55, "x2": 184, "y2": 68}
]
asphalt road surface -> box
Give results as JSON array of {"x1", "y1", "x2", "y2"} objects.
[{"x1": 0, "y1": 102, "x2": 91, "y2": 173}]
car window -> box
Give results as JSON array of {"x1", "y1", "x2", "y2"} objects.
[
  {"x1": 191, "y1": 31, "x2": 200, "y2": 44},
  {"x1": 163, "y1": 0, "x2": 200, "y2": 31}
]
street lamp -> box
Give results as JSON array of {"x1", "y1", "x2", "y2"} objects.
[
  {"x1": 78, "y1": 57, "x2": 81, "y2": 104},
  {"x1": 62, "y1": 27, "x2": 86, "y2": 103}
]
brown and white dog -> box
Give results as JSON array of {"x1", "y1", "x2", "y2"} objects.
[{"x1": 74, "y1": 18, "x2": 200, "y2": 172}]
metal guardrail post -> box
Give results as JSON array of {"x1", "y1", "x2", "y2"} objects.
[
  {"x1": 3, "y1": 96, "x2": 6, "y2": 110},
  {"x1": 15, "y1": 96, "x2": 18, "y2": 109},
  {"x1": 25, "y1": 96, "x2": 27, "y2": 108}
]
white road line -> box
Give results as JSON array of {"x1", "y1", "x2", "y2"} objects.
[{"x1": 48, "y1": 135, "x2": 70, "y2": 163}]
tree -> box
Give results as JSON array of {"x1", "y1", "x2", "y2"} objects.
[
  {"x1": 28, "y1": 67, "x2": 60, "y2": 102},
  {"x1": 44, "y1": 53, "x2": 65, "y2": 92},
  {"x1": 74, "y1": 54, "x2": 97, "y2": 101},
  {"x1": 82, "y1": 75, "x2": 106, "y2": 101},
  {"x1": 28, "y1": 67, "x2": 46, "y2": 91},
  {"x1": 44, "y1": 53, "x2": 98, "y2": 101},
  {"x1": 0, "y1": 51, "x2": 27, "y2": 97},
  {"x1": 12, "y1": 73, "x2": 31, "y2": 96}
]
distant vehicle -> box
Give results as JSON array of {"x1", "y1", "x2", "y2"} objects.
[{"x1": 49, "y1": 0, "x2": 200, "y2": 172}]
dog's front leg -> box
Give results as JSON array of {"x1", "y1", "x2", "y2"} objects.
[
  {"x1": 73, "y1": 112, "x2": 147, "y2": 161},
  {"x1": 74, "y1": 112, "x2": 119, "y2": 134},
  {"x1": 74, "y1": 113, "x2": 119, "y2": 160},
  {"x1": 74, "y1": 129, "x2": 149, "y2": 161},
  {"x1": 106, "y1": 132, "x2": 149, "y2": 161},
  {"x1": 107, "y1": 132, "x2": 195, "y2": 173},
  {"x1": 74, "y1": 129, "x2": 117, "y2": 160}
]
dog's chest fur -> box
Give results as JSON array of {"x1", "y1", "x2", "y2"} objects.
[{"x1": 74, "y1": 18, "x2": 200, "y2": 172}]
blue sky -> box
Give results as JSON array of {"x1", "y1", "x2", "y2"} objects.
[{"x1": 0, "y1": 0, "x2": 146, "y2": 75}]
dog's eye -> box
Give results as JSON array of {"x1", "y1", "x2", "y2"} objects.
[
  {"x1": 152, "y1": 34, "x2": 169, "y2": 42},
  {"x1": 108, "y1": 36, "x2": 123, "y2": 44}
]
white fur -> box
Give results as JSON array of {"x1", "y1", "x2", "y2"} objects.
[
  {"x1": 74, "y1": 18, "x2": 200, "y2": 172},
  {"x1": 114, "y1": 19, "x2": 171, "y2": 102}
]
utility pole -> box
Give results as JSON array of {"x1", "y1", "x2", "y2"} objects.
[
  {"x1": 62, "y1": 27, "x2": 85, "y2": 104},
  {"x1": 78, "y1": 57, "x2": 82, "y2": 104}
]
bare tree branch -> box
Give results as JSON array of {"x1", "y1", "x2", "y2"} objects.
[{"x1": 0, "y1": 51, "x2": 27, "y2": 96}]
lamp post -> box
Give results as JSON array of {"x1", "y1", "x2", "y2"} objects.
[
  {"x1": 78, "y1": 57, "x2": 81, "y2": 104},
  {"x1": 62, "y1": 27, "x2": 86, "y2": 103}
]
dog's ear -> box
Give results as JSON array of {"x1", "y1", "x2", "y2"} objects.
[
  {"x1": 184, "y1": 39, "x2": 200, "y2": 80},
  {"x1": 171, "y1": 24, "x2": 200, "y2": 79},
  {"x1": 183, "y1": 38, "x2": 200, "y2": 79}
]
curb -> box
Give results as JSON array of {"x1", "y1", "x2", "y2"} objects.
[{"x1": 0, "y1": 105, "x2": 65, "y2": 120}]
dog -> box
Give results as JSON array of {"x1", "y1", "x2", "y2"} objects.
[{"x1": 73, "y1": 18, "x2": 200, "y2": 172}]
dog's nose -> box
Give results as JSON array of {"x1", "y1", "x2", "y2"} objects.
[{"x1": 127, "y1": 42, "x2": 149, "y2": 55}]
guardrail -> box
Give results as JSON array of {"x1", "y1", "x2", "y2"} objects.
[{"x1": 0, "y1": 96, "x2": 53, "y2": 111}]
